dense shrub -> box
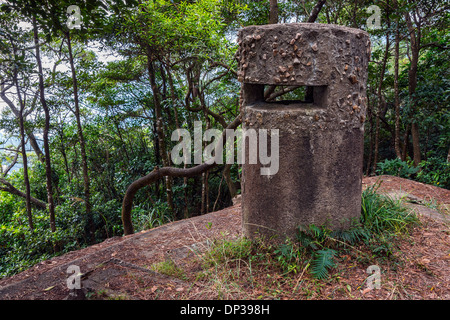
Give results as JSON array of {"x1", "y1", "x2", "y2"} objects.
[
  {"x1": 376, "y1": 157, "x2": 449, "y2": 189},
  {"x1": 376, "y1": 158, "x2": 419, "y2": 178},
  {"x1": 416, "y1": 157, "x2": 450, "y2": 189},
  {"x1": 0, "y1": 203, "x2": 85, "y2": 277}
]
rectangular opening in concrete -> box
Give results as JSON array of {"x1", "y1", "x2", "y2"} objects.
[
  {"x1": 242, "y1": 83, "x2": 327, "y2": 109},
  {"x1": 264, "y1": 85, "x2": 327, "y2": 108}
]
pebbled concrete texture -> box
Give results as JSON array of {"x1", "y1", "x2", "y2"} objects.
[{"x1": 238, "y1": 23, "x2": 371, "y2": 239}]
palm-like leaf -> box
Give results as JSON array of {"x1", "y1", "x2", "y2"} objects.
[{"x1": 311, "y1": 249, "x2": 336, "y2": 279}]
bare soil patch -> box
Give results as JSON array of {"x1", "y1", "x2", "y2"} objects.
[{"x1": 0, "y1": 176, "x2": 448, "y2": 300}]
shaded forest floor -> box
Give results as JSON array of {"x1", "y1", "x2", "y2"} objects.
[{"x1": 0, "y1": 175, "x2": 448, "y2": 300}]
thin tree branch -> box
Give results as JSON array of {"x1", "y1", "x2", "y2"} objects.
[
  {"x1": 121, "y1": 115, "x2": 242, "y2": 235},
  {"x1": 0, "y1": 178, "x2": 47, "y2": 209},
  {"x1": 307, "y1": 0, "x2": 327, "y2": 23}
]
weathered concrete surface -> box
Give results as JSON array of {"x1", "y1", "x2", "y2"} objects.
[
  {"x1": 238, "y1": 23, "x2": 371, "y2": 239},
  {"x1": 236, "y1": 23, "x2": 370, "y2": 86}
]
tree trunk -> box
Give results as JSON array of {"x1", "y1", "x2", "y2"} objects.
[
  {"x1": 447, "y1": 145, "x2": 450, "y2": 163},
  {"x1": 206, "y1": 170, "x2": 210, "y2": 213},
  {"x1": 20, "y1": 121, "x2": 33, "y2": 231},
  {"x1": 402, "y1": 124, "x2": 410, "y2": 162},
  {"x1": 372, "y1": 27, "x2": 390, "y2": 173},
  {"x1": 165, "y1": 64, "x2": 188, "y2": 219},
  {"x1": 394, "y1": 20, "x2": 402, "y2": 159},
  {"x1": 57, "y1": 127, "x2": 71, "y2": 184},
  {"x1": 223, "y1": 164, "x2": 236, "y2": 198},
  {"x1": 26, "y1": 130, "x2": 45, "y2": 162},
  {"x1": 365, "y1": 92, "x2": 374, "y2": 175},
  {"x1": 66, "y1": 31, "x2": 94, "y2": 243},
  {"x1": 405, "y1": 11, "x2": 422, "y2": 166},
  {"x1": 32, "y1": 16, "x2": 56, "y2": 232},
  {"x1": 201, "y1": 171, "x2": 206, "y2": 215},
  {"x1": 307, "y1": 0, "x2": 327, "y2": 23},
  {"x1": 269, "y1": 0, "x2": 278, "y2": 24},
  {"x1": 14, "y1": 67, "x2": 33, "y2": 230},
  {"x1": 146, "y1": 49, "x2": 174, "y2": 214},
  {"x1": 411, "y1": 122, "x2": 421, "y2": 165}
]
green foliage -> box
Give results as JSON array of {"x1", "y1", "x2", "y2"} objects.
[
  {"x1": 151, "y1": 259, "x2": 186, "y2": 280},
  {"x1": 126, "y1": 0, "x2": 231, "y2": 57},
  {"x1": 273, "y1": 239, "x2": 302, "y2": 274},
  {"x1": 0, "y1": 206, "x2": 86, "y2": 277},
  {"x1": 0, "y1": 192, "x2": 20, "y2": 224},
  {"x1": 361, "y1": 183, "x2": 419, "y2": 234},
  {"x1": 416, "y1": 157, "x2": 450, "y2": 189},
  {"x1": 329, "y1": 227, "x2": 371, "y2": 246},
  {"x1": 91, "y1": 196, "x2": 123, "y2": 238},
  {"x1": 376, "y1": 158, "x2": 419, "y2": 178},
  {"x1": 288, "y1": 185, "x2": 418, "y2": 279},
  {"x1": 202, "y1": 237, "x2": 253, "y2": 267},
  {"x1": 310, "y1": 249, "x2": 337, "y2": 280},
  {"x1": 376, "y1": 157, "x2": 449, "y2": 189},
  {"x1": 194, "y1": 182, "x2": 419, "y2": 286},
  {"x1": 360, "y1": 184, "x2": 420, "y2": 257},
  {"x1": 294, "y1": 225, "x2": 338, "y2": 279},
  {"x1": 131, "y1": 200, "x2": 172, "y2": 232}
]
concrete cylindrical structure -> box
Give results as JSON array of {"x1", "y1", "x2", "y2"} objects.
[{"x1": 237, "y1": 23, "x2": 371, "y2": 240}]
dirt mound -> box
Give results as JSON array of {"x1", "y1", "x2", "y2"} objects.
[
  {"x1": 0, "y1": 176, "x2": 448, "y2": 300},
  {"x1": 0, "y1": 204, "x2": 241, "y2": 299},
  {"x1": 363, "y1": 175, "x2": 450, "y2": 206}
]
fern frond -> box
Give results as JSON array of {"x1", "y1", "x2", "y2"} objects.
[
  {"x1": 296, "y1": 229, "x2": 318, "y2": 250},
  {"x1": 309, "y1": 225, "x2": 323, "y2": 238},
  {"x1": 311, "y1": 249, "x2": 337, "y2": 279},
  {"x1": 330, "y1": 227, "x2": 371, "y2": 245}
]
